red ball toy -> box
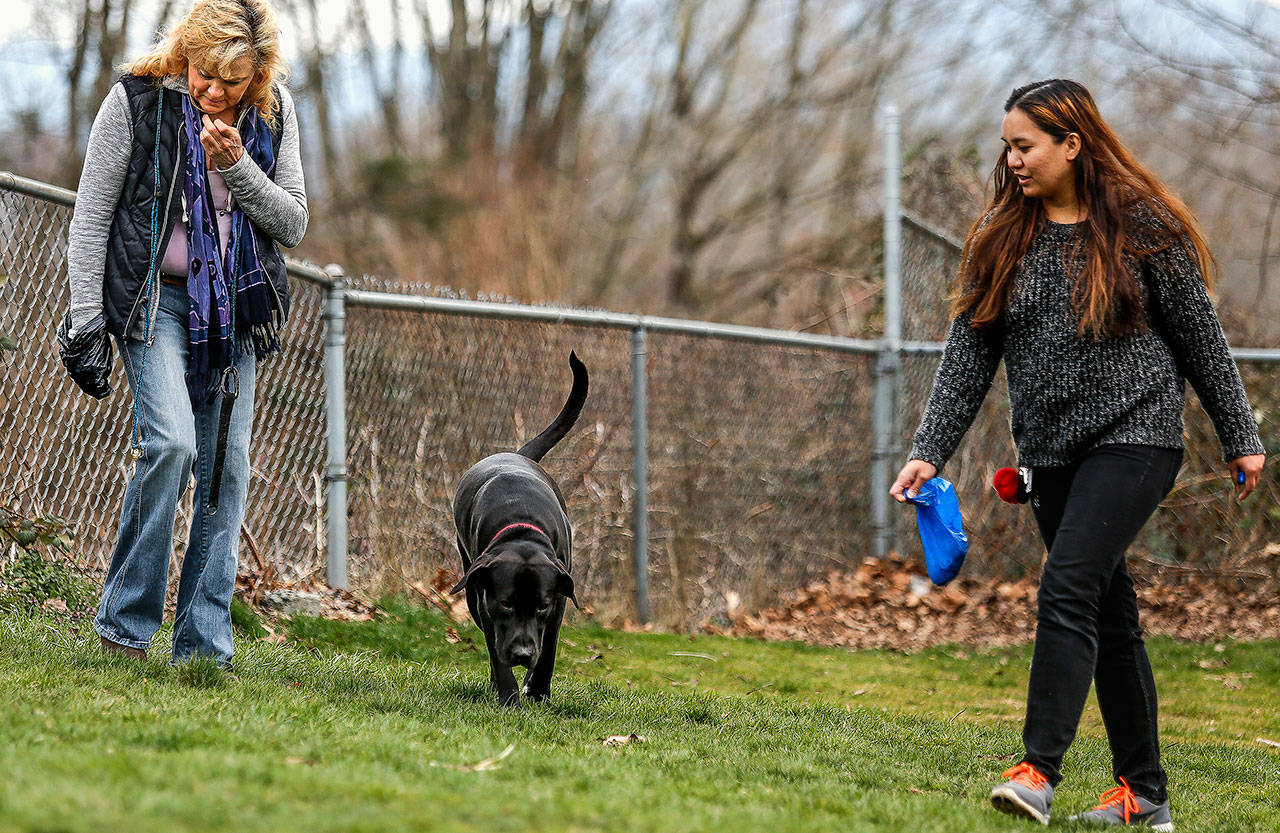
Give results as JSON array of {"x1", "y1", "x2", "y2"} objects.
[{"x1": 993, "y1": 467, "x2": 1022, "y2": 503}]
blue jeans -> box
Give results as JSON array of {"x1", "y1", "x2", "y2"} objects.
[{"x1": 93, "y1": 281, "x2": 256, "y2": 668}]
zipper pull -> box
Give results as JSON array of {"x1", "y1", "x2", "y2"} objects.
[{"x1": 181, "y1": 192, "x2": 188, "y2": 224}]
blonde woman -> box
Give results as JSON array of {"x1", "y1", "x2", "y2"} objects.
[{"x1": 63, "y1": 0, "x2": 306, "y2": 670}]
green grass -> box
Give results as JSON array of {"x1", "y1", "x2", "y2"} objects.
[{"x1": 0, "y1": 598, "x2": 1276, "y2": 832}]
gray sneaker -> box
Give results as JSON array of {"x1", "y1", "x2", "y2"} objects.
[
  {"x1": 989, "y1": 762, "x2": 1054, "y2": 825},
  {"x1": 1069, "y1": 781, "x2": 1174, "y2": 830}
]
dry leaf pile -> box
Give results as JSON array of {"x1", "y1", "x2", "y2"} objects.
[{"x1": 725, "y1": 556, "x2": 1280, "y2": 651}]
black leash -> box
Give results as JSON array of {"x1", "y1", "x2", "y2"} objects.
[{"x1": 206, "y1": 366, "x2": 239, "y2": 515}]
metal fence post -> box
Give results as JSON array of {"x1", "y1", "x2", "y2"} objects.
[
  {"x1": 630, "y1": 324, "x2": 650, "y2": 623},
  {"x1": 872, "y1": 104, "x2": 903, "y2": 560},
  {"x1": 323, "y1": 263, "x2": 349, "y2": 590}
]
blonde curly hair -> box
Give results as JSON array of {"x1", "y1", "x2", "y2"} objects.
[{"x1": 127, "y1": 0, "x2": 288, "y2": 125}]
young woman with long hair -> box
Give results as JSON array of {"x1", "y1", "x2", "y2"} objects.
[
  {"x1": 891, "y1": 79, "x2": 1264, "y2": 828},
  {"x1": 62, "y1": 0, "x2": 306, "y2": 671}
]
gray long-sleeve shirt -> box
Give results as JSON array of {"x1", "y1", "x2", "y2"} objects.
[
  {"x1": 910, "y1": 214, "x2": 1264, "y2": 470},
  {"x1": 66, "y1": 76, "x2": 307, "y2": 335}
]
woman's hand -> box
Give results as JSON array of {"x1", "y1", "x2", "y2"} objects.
[
  {"x1": 201, "y1": 115, "x2": 244, "y2": 169},
  {"x1": 1228, "y1": 454, "x2": 1265, "y2": 501},
  {"x1": 890, "y1": 459, "x2": 938, "y2": 503}
]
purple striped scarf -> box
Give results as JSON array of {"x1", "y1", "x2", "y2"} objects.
[{"x1": 180, "y1": 93, "x2": 281, "y2": 402}]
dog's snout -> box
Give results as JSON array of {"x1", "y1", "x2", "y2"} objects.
[{"x1": 510, "y1": 645, "x2": 536, "y2": 667}]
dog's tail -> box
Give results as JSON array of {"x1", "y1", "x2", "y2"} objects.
[{"x1": 517, "y1": 352, "x2": 589, "y2": 462}]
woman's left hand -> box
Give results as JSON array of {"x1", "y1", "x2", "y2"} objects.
[
  {"x1": 1228, "y1": 454, "x2": 1265, "y2": 501},
  {"x1": 201, "y1": 115, "x2": 243, "y2": 169}
]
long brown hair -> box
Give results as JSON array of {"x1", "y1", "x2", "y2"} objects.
[
  {"x1": 127, "y1": 0, "x2": 287, "y2": 125},
  {"x1": 953, "y1": 79, "x2": 1214, "y2": 336}
]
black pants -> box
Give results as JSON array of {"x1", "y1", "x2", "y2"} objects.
[{"x1": 1021, "y1": 444, "x2": 1182, "y2": 802}]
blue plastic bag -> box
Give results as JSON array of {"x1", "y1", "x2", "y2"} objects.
[{"x1": 905, "y1": 477, "x2": 969, "y2": 585}]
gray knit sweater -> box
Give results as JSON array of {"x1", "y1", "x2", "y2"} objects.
[
  {"x1": 910, "y1": 216, "x2": 1264, "y2": 470},
  {"x1": 66, "y1": 76, "x2": 307, "y2": 337}
]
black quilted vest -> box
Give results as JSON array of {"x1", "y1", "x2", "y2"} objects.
[{"x1": 103, "y1": 75, "x2": 290, "y2": 337}]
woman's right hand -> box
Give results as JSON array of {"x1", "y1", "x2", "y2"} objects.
[{"x1": 890, "y1": 459, "x2": 938, "y2": 503}]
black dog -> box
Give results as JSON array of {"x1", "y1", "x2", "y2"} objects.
[{"x1": 450, "y1": 352, "x2": 587, "y2": 706}]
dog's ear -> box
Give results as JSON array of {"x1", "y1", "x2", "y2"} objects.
[
  {"x1": 450, "y1": 553, "x2": 499, "y2": 594},
  {"x1": 556, "y1": 567, "x2": 579, "y2": 609}
]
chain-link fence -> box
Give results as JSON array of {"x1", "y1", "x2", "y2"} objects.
[
  {"x1": 338, "y1": 302, "x2": 876, "y2": 627},
  {"x1": 3, "y1": 169, "x2": 1278, "y2": 632}
]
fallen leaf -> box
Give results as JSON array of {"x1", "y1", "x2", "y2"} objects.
[
  {"x1": 1257, "y1": 737, "x2": 1280, "y2": 749},
  {"x1": 601, "y1": 733, "x2": 647, "y2": 747},
  {"x1": 431, "y1": 744, "x2": 516, "y2": 772},
  {"x1": 725, "y1": 590, "x2": 743, "y2": 619},
  {"x1": 445, "y1": 628, "x2": 461, "y2": 644},
  {"x1": 1206, "y1": 674, "x2": 1246, "y2": 690}
]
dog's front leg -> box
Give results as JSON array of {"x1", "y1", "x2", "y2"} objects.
[
  {"x1": 522, "y1": 600, "x2": 566, "y2": 703},
  {"x1": 491, "y1": 658, "x2": 520, "y2": 707},
  {"x1": 480, "y1": 628, "x2": 521, "y2": 707}
]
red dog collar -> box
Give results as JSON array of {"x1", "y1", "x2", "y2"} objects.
[{"x1": 485, "y1": 522, "x2": 550, "y2": 551}]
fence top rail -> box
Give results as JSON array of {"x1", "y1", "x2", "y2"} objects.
[
  {"x1": 1229, "y1": 347, "x2": 1280, "y2": 363},
  {"x1": 1, "y1": 170, "x2": 76, "y2": 207},
  {"x1": 343, "y1": 287, "x2": 884, "y2": 354},
  {"x1": 287, "y1": 260, "x2": 333, "y2": 287}
]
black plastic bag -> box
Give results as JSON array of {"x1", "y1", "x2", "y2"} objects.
[{"x1": 56, "y1": 312, "x2": 114, "y2": 399}]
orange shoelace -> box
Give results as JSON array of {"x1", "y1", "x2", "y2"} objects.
[
  {"x1": 1093, "y1": 778, "x2": 1142, "y2": 822},
  {"x1": 1001, "y1": 762, "x2": 1049, "y2": 791}
]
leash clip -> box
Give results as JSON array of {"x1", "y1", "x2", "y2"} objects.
[{"x1": 220, "y1": 366, "x2": 239, "y2": 399}]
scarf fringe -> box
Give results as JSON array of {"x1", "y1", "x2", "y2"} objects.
[{"x1": 249, "y1": 320, "x2": 282, "y2": 362}]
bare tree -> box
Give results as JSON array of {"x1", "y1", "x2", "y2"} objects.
[
  {"x1": 407, "y1": 0, "x2": 607, "y2": 168},
  {"x1": 514, "y1": 0, "x2": 611, "y2": 173},
  {"x1": 586, "y1": 0, "x2": 908, "y2": 321},
  {"x1": 351, "y1": 0, "x2": 407, "y2": 153},
  {"x1": 1098, "y1": 0, "x2": 1280, "y2": 327},
  {"x1": 288, "y1": 0, "x2": 342, "y2": 178}
]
